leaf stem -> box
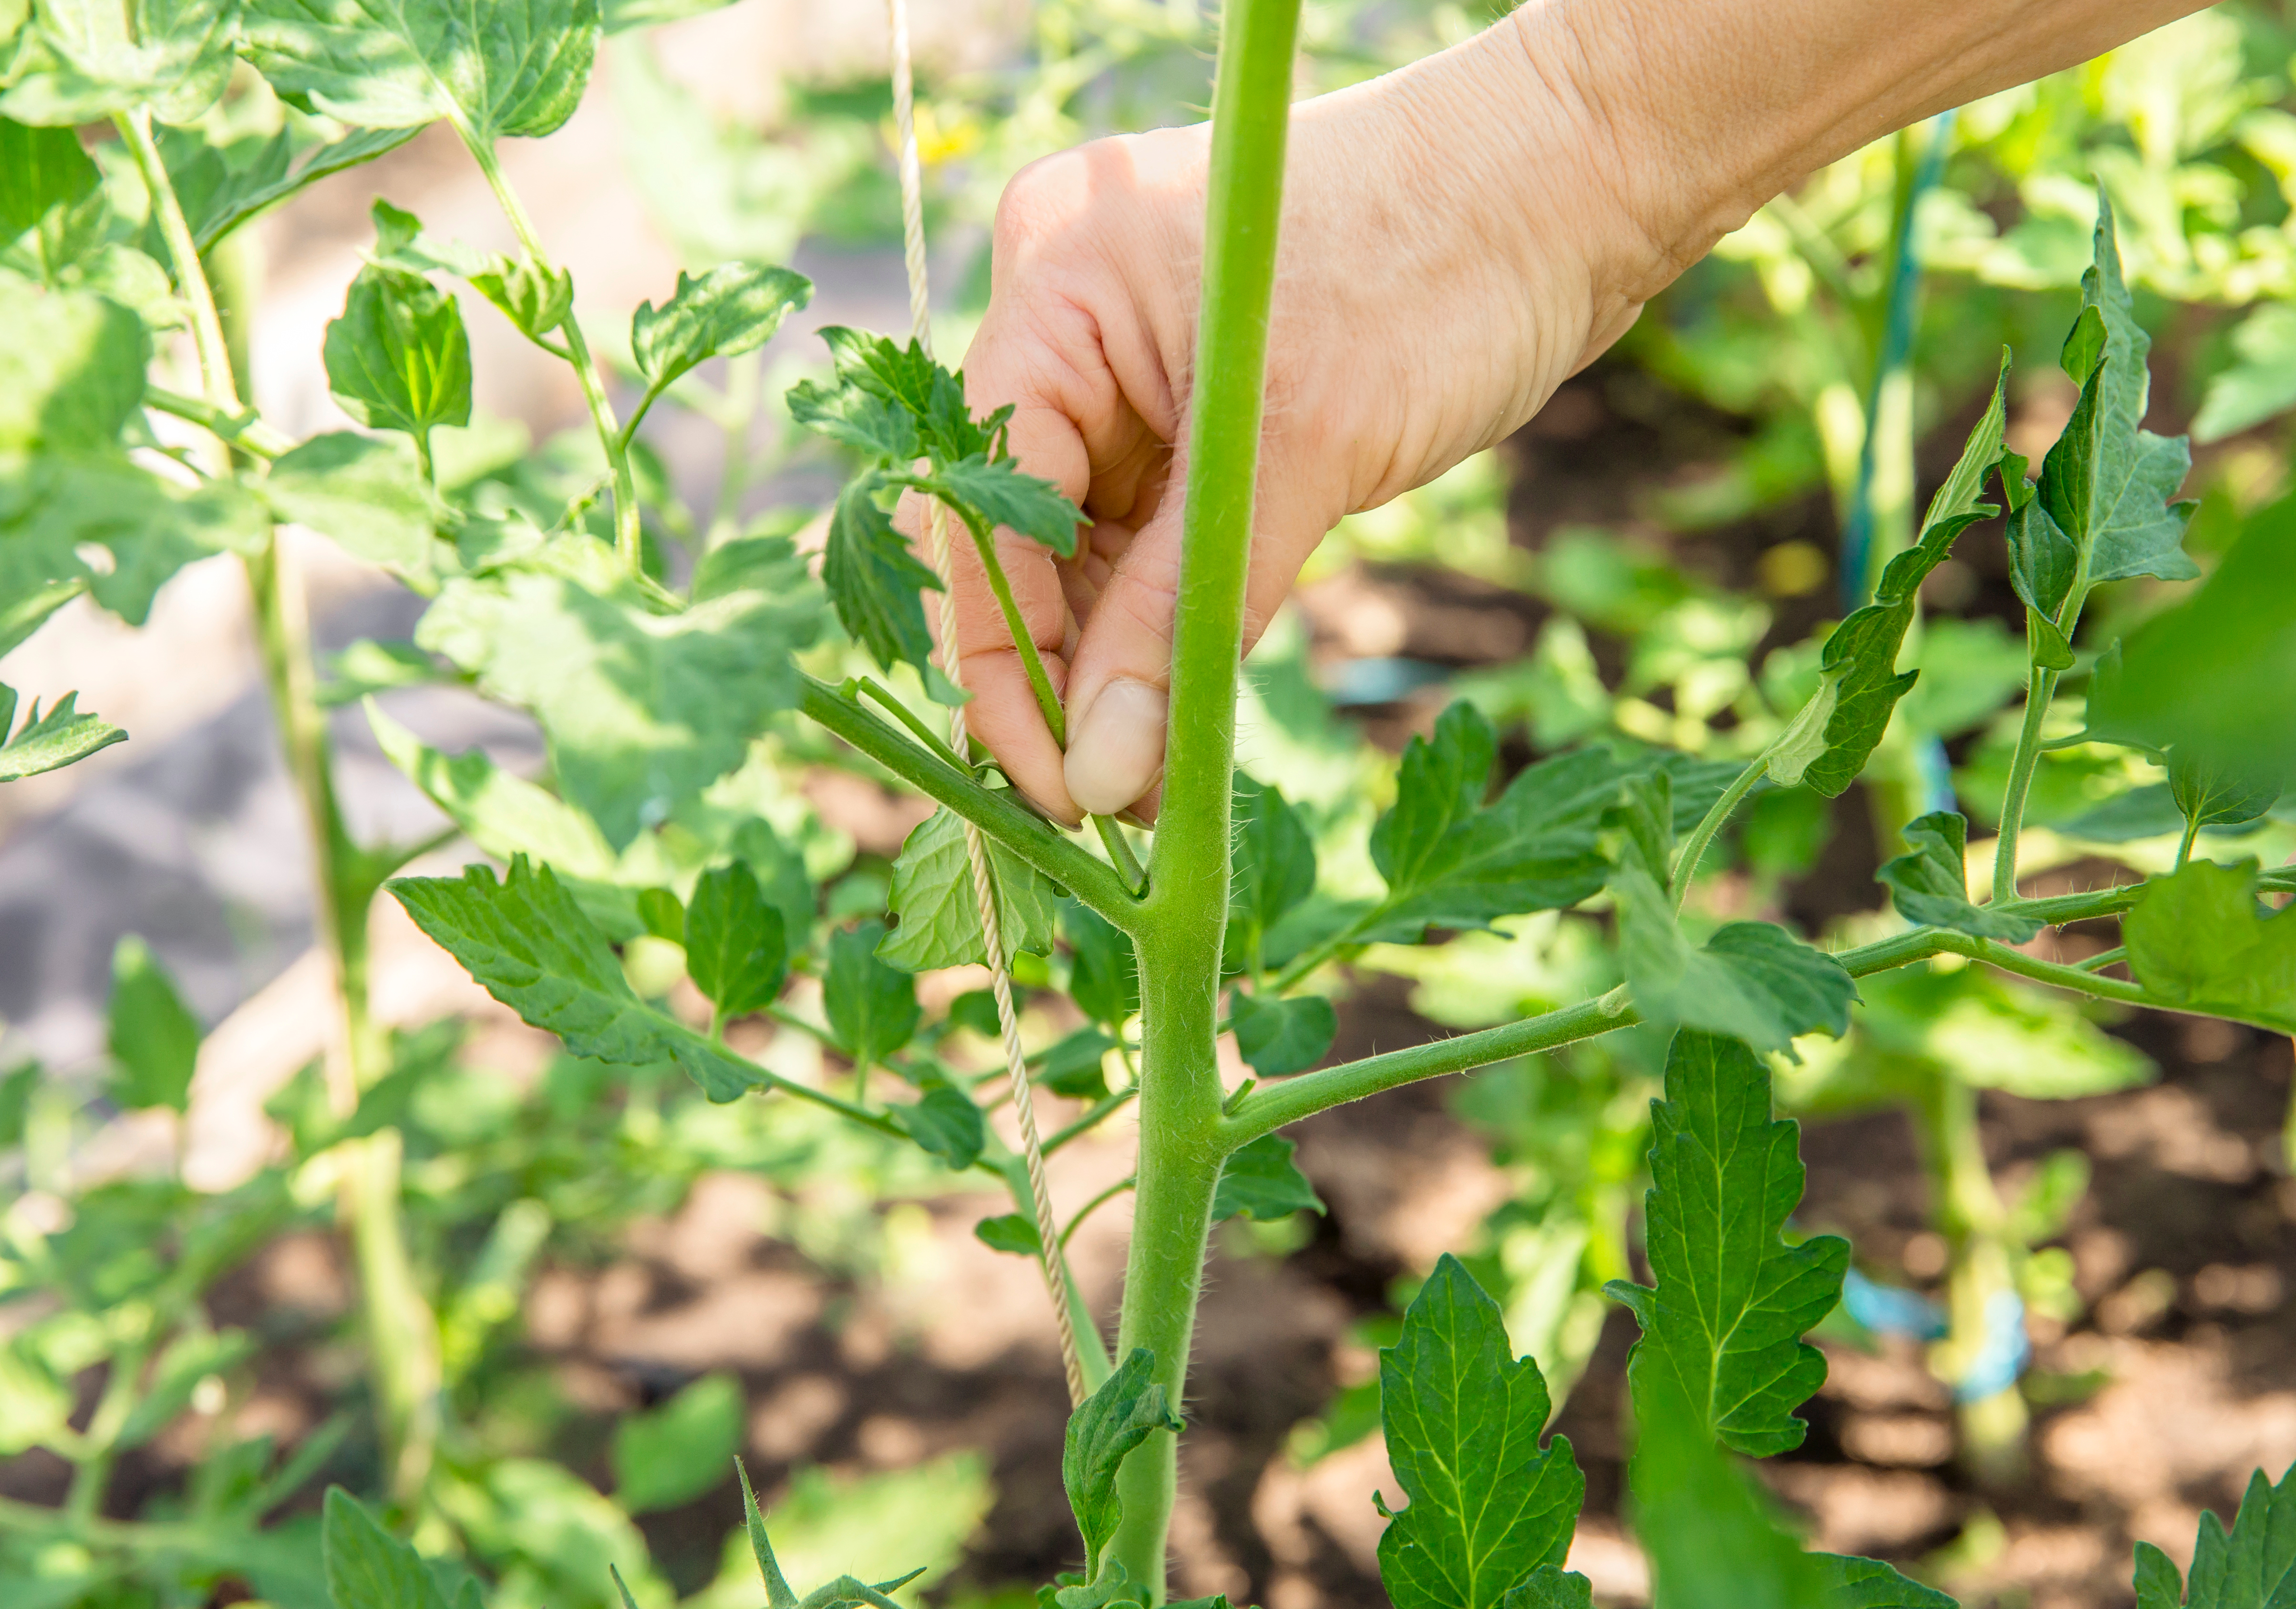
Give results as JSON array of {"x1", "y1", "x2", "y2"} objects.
[
  {"x1": 931, "y1": 491, "x2": 1068, "y2": 743},
  {"x1": 1989, "y1": 666, "x2": 2061, "y2": 903},
  {"x1": 848, "y1": 675, "x2": 972, "y2": 774},
  {"x1": 113, "y1": 109, "x2": 239, "y2": 415},
  {"x1": 460, "y1": 133, "x2": 644, "y2": 572},
  {"x1": 1669, "y1": 754, "x2": 1767, "y2": 911},
  {"x1": 798, "y1": 675, "x2": 1142, "y2": 928},
  {"x1": 1093, "y1": 814, "x2": 1147, "y2": 894},
  {"x1": 1060, "y1": 1174, "x2": 1138, "y2": 1251},
  {"x1": 2174, "y1": 814, "x2": 2201, "y2": 872},
  {"x1": 1222, "y1": 916, "x2": 2178, "y2": 1144},
  {"x1": 142, "y1": 385, "x2": 292, "y2": 457}
]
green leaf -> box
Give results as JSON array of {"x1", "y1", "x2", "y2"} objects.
[
  {"x1": 322, "y1": 1487, "x2": 452, "y2": 1609},
  {"x1": 0, "y1": 115, "x2": 105, "y2": 278},
  {"x1": 788, "y1": 374, "x2": 921, "y2": 463},
  {"x1": 1376, "y1": 1255, "x2": 1583, "y2": 1609},
  {"x1": 2168, "y1": 750, "x2": 2281, "y2": 837},
  {"x1": 414, "y1": 539, "x2": 817, "y2": 849},
  {"x1": 116, "y1": 1328, "x2": 256, "y2": 1450},
  {"x1": 324, "y1": 261, "x2": 472, "y2": 443},
  {"x1": 1038, "y1": 1026, "x2": 1116, "y2": 1099},
  {"x1": 633, "y1": 261, "x2": 812, "y2": 392},
  {"x1": 684, "y1": 861, "x2": 787, "y2": 1018},
  {"x1": 261, "y1": 431, "x2": 441, "y2": 578},
  {"x1": 823, "y1": 473, "x2": 941, "y2": 675},
  {"x1": 0, "y1": 686, "x2": 124, "y2": 779},
  {"x1": 824, "y1": 919, "x2": 920, "y2": 1064},
  {"x1": 1062, "y1": 1348, "x2": 1182, "y2": 1581},
  {"x1": 0, "y1": 0, "x2": 236, "y2": 125},
  {"x1": 738, "y1": 1458, "x2": 802, "y2": 1609},
  {"x1": 1065, "y1": 900, "x2": 1138, "y2": 1031},
  {"x1": 0, "y1": 451, "x2": 268, "y2": 625},
  {"x1": 2125, "y1": 860, "x2": 2296, "y2": 1034},
  {"x1": 243, "y1": 0, "x2": 600, "y2": 140},
  {"x1": 1228, "y1": 989, "x2": 1336, "y2": 1077},
  {"x1": 1626, "y1": 1381, "x2": 1827, "y2": 1609},
  {"x1": 390, "y1": 856, "x2": 759, "y2": 1100},
  {"x1": 612, "y1": 1372, "x2": 741, "y2": 1515},
  {"x1": 1876, "y1": 812, "x2": 2041, "y2": 941},
  {"x1": 367, "y1": 701, "x2": 620, "y2": 881},
  {"x1": 0, "y1": 276, "x2": 147, "y2": 451},
  {"x1": 470, "y1": 256, "x2": 571, "y2": 341},
  {"x1": 1607, "y1": 1030, "x2": 1848, "y2": 1456},
  {"x1": 1365, "y1": 702, "x2": 1647, "y2": 942},
  {"x1": 2135, "y1": 1542, "x2": 2184, "y2": 1609},
  {"x1": 2036, "y1": 194, "x2": 2197, "y2": 591},
  {"x1": 165, "y1": 119, "x2": 419, "y2": 256},
  {"x1": 973, "y1": 1213, "x2": 1041, "y2": 1257},
  {"x1": 2135, "y1": 1462, "x2": 2296, "y2": 1608},
  {"x1": 2086, "y1": 494, "x2": 2296, "y2": 791},
  {"x1": 0, "y1": 1060, "x2": 37, "y2": 1151},
  {"x1": 1810, "y1": 1555, "x2": 1959, "y2": 1608},
  {"x1": 930, "y1": 454, "x2": 1082, "y2": 558},
  {"x1": 1498, "y1": 1568, "x2": 1592, "y2": 1609},
  {"x1": 1211, "y1": 1133, "x2": 1324, "y2": 1223},
  {"x1": 879, "y1": 806, "x2": 1057, "y2": 971},
  {"x1": 107, "y1": 935, "x2": 199, "y2": 1113},
  {"x1": 1228, "y1": 774, "x2": 1314, "y2": 968},
  {"x1": 1768, "y1": 358, "x2": 2006, "y2": 795},
  {"x1": 2193, "y1": 302, "x2": 2296, "y2": 443},
  {"x1": 894, "y1": 1083, "x2": 983, "y2": 1171}
]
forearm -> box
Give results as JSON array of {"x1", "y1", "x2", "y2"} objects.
[{"x1": 1502, "y1": 0, "x2": 2208, "y2": 300}]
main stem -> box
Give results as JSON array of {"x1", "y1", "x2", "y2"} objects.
[
  {"x1": 1107, "y1": 0, "x2": 1300, "y2": 1597},
  {"x1": 127, "y1": 115, "x2": 442, "y2": 1510}
]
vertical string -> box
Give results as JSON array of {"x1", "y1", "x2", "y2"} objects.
[{"x1": 888, "y1": 0, "x2": 1087, "y2": 1410}]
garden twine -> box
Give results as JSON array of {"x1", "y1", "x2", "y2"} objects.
[{"x1": 887, "y1": 0, "x2": 1090, "y2": 1411}]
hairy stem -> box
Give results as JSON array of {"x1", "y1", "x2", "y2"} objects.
[
  {"x1": 1669, "y1": 755, "x2": 1767, "y2": 911},
  {"x1": 798, "y1": 676, "x2": 1142, "y2": 926},
  {"x1": 939, "y1": 494, "x2": 1069, "y2": 742},
  {"x1": 1107, "y1": 0, "x2": 1302, "y2": 1595},
  {"x1": 462, "y1": 134, "x2": 644, "y2": 571},
  {"x1": 1990, "y1": 665, "x2": 2060, "y2": 903}
]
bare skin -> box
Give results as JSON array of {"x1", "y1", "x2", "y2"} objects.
[{"x1": 934, "y1": 0, "x2": 2207, "y2": 825}]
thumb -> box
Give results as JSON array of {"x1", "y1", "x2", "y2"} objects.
[{"x1": 1061, "y1": 458, "x2": 1331, "y2": 817}]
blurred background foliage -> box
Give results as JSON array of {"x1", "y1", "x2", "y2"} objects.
[{"x1": 7, "y1": 0, "x2": 2296, "y2": 1606}]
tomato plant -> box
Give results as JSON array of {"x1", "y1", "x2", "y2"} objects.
[{"x1": 6, "y1": 0, "x2": 2296, "y2": 1606}]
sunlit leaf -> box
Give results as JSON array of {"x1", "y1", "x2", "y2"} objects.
[
  {"x1": 1377, "y1": 1256, "x2": 1582, "y2": 1609},
  {"x1": 633, "y1": 261, "x2": 812, "y2": 391},
  {"x1": 1606, "y1": 1030, "x2": 1848, "y2": 1456},
  {"x1": 324, "y1": 261, "x2": 472, "y2": 444},
  {"x1": 261, "y1": 431, "x2": 441, "y2": 579},
  {"x1": 1876, "y1": 812, "x2": 2041, "y2": 941},
  {"x1": 2124, "y1": 859, "x2": 2296, "y2": 1034},
  {"x1": 244, "y1": 0, "x2": 601, "y2": 141},
  {"x1": 107, "y1": 934, "x2": 199, "y2": 1113},
  {"x1": 879, "y1": 806, "x2": 1057, "y2": 971},
  {"x1": 0, "y1": 685, "x2": 124, "y2": 780}
]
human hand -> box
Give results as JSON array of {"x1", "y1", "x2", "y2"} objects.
[{"x1": 932, "y1": 15, "x2": 1658, "y2": 825}]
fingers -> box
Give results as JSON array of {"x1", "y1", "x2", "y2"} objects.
[{"x1": 1061, "y1": 459, "x2": 1335, "y2": 817}]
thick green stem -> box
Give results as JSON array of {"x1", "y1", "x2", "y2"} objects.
[
  {"x1": 1669, "y1": 755, "x2": 1766, "y2": 910},
  {"x1": 1990, "y1": 666, "x2": 2060, "y2": 903},
  {"x1": 132, "y1": 124, "x2": 443, "y2": 1512},
  {"x1": 462, "y1": 134, "x2": 643, "y2": 571},
  {"x1": 1910, "y1": 1068, "x2": 2029, "y2": 1484},
  {"x1": 799, "y1": 676, "x2": 1142, "y2": 925},
  {"x1": 1105, "y1": 0, "x2": 1300, "y2": 1595}
]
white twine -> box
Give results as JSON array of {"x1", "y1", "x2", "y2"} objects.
[{"x1": 887, "y1": 0, "x2": 1087, "y2": 1410}]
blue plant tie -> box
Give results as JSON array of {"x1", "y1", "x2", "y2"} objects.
[
  {"x1": 1953, "y1": 1287, "x2": 2032, "y2": 1403},
  {"x1": 1841, "y1": 1267, "x2": 1947, "y2": 1340}
]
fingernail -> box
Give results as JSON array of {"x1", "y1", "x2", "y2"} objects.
[{"x1": 1065, "y1": 679, "x2": 1168, "y2": 815}]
